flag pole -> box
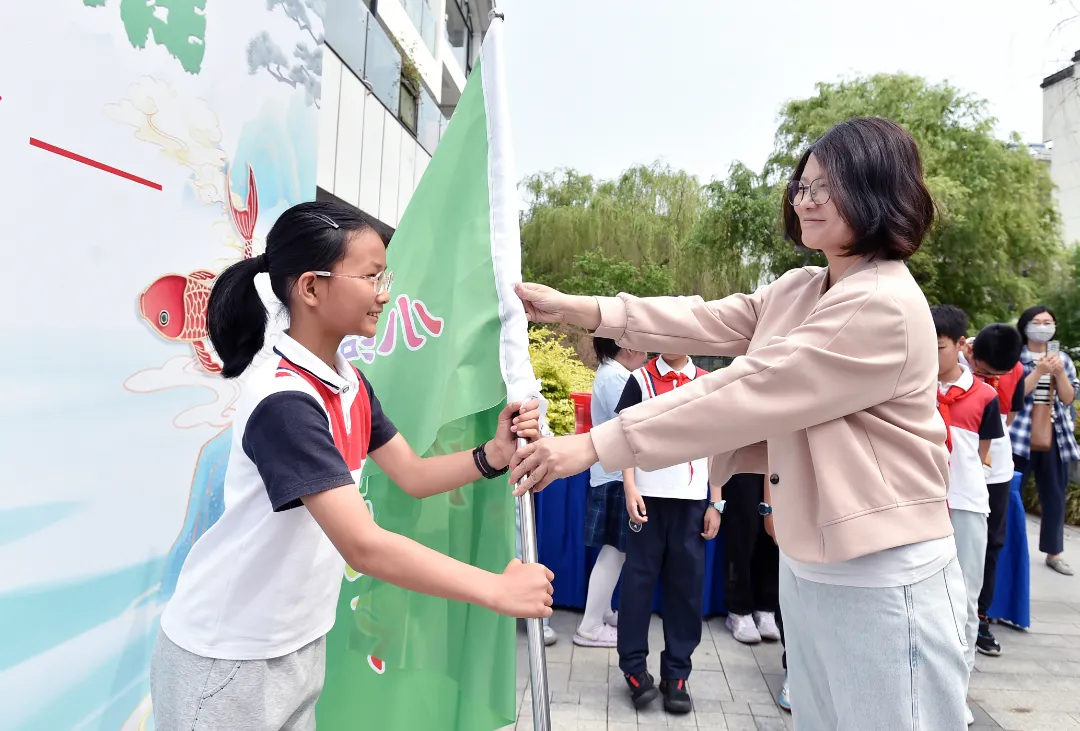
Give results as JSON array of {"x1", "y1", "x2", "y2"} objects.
[
  {"x1": 483, "y1": 8, "x2": 551, "y2": 729},
  {"x1": 515, "y1": 443, "x2": 551, "y2": 731}
]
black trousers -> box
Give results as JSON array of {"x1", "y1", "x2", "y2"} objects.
[
  {"x1": 978, "y1": 480, "x2": 1011, "y2": 617},
  {"x1": 1014, "y1": 438, "x2": 1070, "y2": 555},
  {"x1": 618, "y1": 496, "x2": 706, "y2": 680},
  {"x1": 723, "y1": 474, "x2": 779, "y2": 616}
]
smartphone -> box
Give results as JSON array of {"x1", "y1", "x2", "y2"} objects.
[{"x1": 1048, "y1": 340, "x2": 1061, "y2": 355}]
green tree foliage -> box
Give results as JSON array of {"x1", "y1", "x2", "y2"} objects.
[
  {"x1": 519, "y1": 163, "x2": 706, "y2": 297},
  {"x1": 1044, "y1": 245, "x2": 1080, "y2": 354},
  {"x1": 767, "y1": 74, "x2": 1066, "y2": 325},
  {"x1": 527, "y1": 327, "x2": 595, "y2": 435}
]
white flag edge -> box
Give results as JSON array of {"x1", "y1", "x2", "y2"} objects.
[{"x1": 481, "y1": 18, "x2": 544, "y2": 408}]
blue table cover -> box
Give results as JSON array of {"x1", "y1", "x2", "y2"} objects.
[
  {"x1": 535, "y1": 470, "x2": 1033, "y2": 627},
  {"x1": 986, "y1": 471, "x2": 1031, "y2": 629}
]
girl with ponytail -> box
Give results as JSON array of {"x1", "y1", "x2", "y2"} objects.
[{"x1": 150, "y1": 201, "x2": 554, "y2": 730}]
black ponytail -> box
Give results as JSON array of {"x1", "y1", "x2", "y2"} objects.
[{"x1": 208, "y1": 200, "x2": 394, "y2": 378}]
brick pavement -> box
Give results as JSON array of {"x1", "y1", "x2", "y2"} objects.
[{"x1": 506, "y1": 516, "x2": 1080, "y2": 731}]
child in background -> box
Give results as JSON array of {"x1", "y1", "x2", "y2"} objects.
[
  {"x1": 932, "y1": 305, "x2": 1005, "y2": 727},
  {"x1": 615, "y1": 353, "x2": 718, "y2": 715},
  {"x1": 575, "y1": 337, "x2": 646, "y2": 647},
  {"x1": 962, "y1": 324, "x2": 1025, "y2": 657}
]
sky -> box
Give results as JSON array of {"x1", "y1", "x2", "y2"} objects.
[{"x1": 498, "y1": 0, "x2": 1080, "y2": 184}]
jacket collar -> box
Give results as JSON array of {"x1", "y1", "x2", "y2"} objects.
[{"x1": 274, "y1": 332, "x2": 359, "y2": 395}]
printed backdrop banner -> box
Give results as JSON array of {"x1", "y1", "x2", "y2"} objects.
[{"x1": 0, "y1": 2, "x2": 323, "y2": 728}]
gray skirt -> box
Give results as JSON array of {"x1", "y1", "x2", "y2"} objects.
[{"x1": 149, "y1": 629, "x2": 326, "y2": 731}]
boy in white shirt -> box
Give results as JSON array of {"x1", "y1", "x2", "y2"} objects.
[
  {"x1": 614, "y1": 353, "x2": 719, "y2": 715},
  {"x1": 933, "y1": 306, "x2": 1005, "y2": 726}
]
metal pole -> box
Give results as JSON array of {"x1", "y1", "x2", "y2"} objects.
[{"x1": 515, "y1": 436, "x2": 551, "y2": 731}]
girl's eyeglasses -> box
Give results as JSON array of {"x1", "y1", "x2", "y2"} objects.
[{"x1": 312, "y1": 270, "x2": 394, "y2": 296}]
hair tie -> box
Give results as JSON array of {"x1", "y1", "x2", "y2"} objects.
[{"x1": 255, "y1": 253, "x2": 270, "y2": 273}]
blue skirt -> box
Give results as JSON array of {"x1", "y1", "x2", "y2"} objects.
[{"x1": 584, "y1": 480, "x2": 629, "y2": 552}]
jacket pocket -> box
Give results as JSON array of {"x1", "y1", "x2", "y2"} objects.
[{"x1": 941, "y1": 560, "x2": 969, "y2": 650}]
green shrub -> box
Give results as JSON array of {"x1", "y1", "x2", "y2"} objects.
[{"x1": 528, "y1": 326, "x2": 594, "y2": 435}]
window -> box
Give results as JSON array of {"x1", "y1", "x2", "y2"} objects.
[
  {"x1": 444, "y1": 0, "x2": 471, "y2": 73},
  {"x1": 399, "y1": 80, "x2": 418, "y2": 135}
]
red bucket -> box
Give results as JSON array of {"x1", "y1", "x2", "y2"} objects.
[{"x1": 570, "y1": 392, "x2": 592, "y2": 433}]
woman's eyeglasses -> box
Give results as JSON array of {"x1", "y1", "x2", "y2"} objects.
[
  {"x1": 787, "y1": 178, "x2": 832, "y2": 206},
  {"x1": 312, "y1": 270, "x2": 394, "y2": 296}
]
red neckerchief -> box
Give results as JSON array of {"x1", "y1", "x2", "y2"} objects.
[{"x1": 936, "y1": 382, "x2": 978, "y2": 454}]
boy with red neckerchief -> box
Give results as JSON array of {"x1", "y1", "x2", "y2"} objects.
[
  {"x1": 932, "y1": 306, "x2": 1005, "y2": 726},
  {"x1": 613, "y1": 353, "x2": 718, "y2": 715}
]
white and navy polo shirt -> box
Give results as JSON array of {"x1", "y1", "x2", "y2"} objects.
[
  {"x1": 615, "y1": 356, "x2": 709, "y2": 500},
  {"x1": 939, "y1": 365, "x2": 1003, "y2": 515},
  {"x1": 160, "y1": 333, "x2": 397, "y2": 660}
]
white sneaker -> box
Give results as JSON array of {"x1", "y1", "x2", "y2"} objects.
[
  {"x1": 604, "y1": 609, "x2": 619, "y2": 628},
  {"x1": 965, "y1": 705, "x2": 975, "y2": 726},
  {"x1": 573, "y1": 623, "x2": 617, "y2": 648},
  {"x1": 778, "y1": 673, "x2": 791, "y2": 712},
  {"x1": 726, "y1": 613, "x2": 761, "y2": 644},
  {"x1": 543, "y1": 625, "x2": 557, "y2": 646},
  {"x1": 753, "y1": 611, "x2": 781, "y2": 642}
]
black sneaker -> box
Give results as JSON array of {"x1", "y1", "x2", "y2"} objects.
[
  {"x1": 624, "y1": 671, "x2": 659, "y2": 708},
  {"x1": 976, "y1": 621, "x2": 1002, "y2": 657},
  {"x1": 659, "y1": 678, "x2": 693, "y2": 714}
]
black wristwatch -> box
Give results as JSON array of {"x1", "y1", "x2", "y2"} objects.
[{"x1": 473, "y1": 442, "x2": 508, "y2": 479}]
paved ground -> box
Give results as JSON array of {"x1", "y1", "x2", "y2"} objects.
[{"x1": 505, "y1": 515, "x2": 1080, "y2": 731}]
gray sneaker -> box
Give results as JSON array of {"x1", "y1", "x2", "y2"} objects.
[{"x1": 1047, "y1": 555, "x2": 1074, "y2": 576}]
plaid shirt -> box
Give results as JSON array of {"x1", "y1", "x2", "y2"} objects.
[{"x1": 1009, "y1": 346, "x2": 1080, "y2": 462}]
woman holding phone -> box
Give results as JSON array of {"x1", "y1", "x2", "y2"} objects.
[{"x1": 1011, "y1": 306, "x2": 1079, "y2": 576}]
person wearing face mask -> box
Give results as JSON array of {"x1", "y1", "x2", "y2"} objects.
[{"x1": 1010, "y1": 306, "x2": 1079, "y2": 576}]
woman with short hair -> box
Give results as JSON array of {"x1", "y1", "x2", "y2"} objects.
[{"x1": 510, "y1": 118, "x2": 970, "y2": 729}]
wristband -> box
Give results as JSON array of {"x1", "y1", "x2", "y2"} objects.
[{"x1": 473, "y1": 441, "x2": 509, "y2": 480}]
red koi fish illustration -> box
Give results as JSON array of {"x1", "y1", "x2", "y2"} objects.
[
  {"x1": 229, "y1": 165, "x2": 259, "y2": 258},
  {"x1": 139, "y1": 270, "x2": 220, "y2": 373}
]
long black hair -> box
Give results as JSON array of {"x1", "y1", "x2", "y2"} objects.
[
  {"x1": 208, "y1": 200, "x2": 393, "y2": 378},
  {"x1": 1016, "y1": 305, "x2": 1056, "y2": 346}
]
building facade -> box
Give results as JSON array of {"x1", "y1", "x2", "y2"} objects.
[
  {"x1": 317, "y1": 0, "x2": 495, "y2": 226},
  {"x1": 1042, "y1": 54, "x2": 1080, "y2": 246}
]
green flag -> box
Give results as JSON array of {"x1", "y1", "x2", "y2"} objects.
[{"x1": 316, "y1": 19, "x2": 537, "y2": 731}]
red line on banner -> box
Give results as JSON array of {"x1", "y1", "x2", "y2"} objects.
[{"x1": 29, "y1": 137, "x2": 162, "y2": 191}]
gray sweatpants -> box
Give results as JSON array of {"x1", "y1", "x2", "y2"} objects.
[
  {"x1": 951, "y1": 508, "x2": 988, "y2": 687},
  {"x1": 150, "y1": 629, "x2": 326, "y2": 731}
]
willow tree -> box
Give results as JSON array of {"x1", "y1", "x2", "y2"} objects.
[{"x1": 519, "y1": 163, "x2": 704, "y2": 298}]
